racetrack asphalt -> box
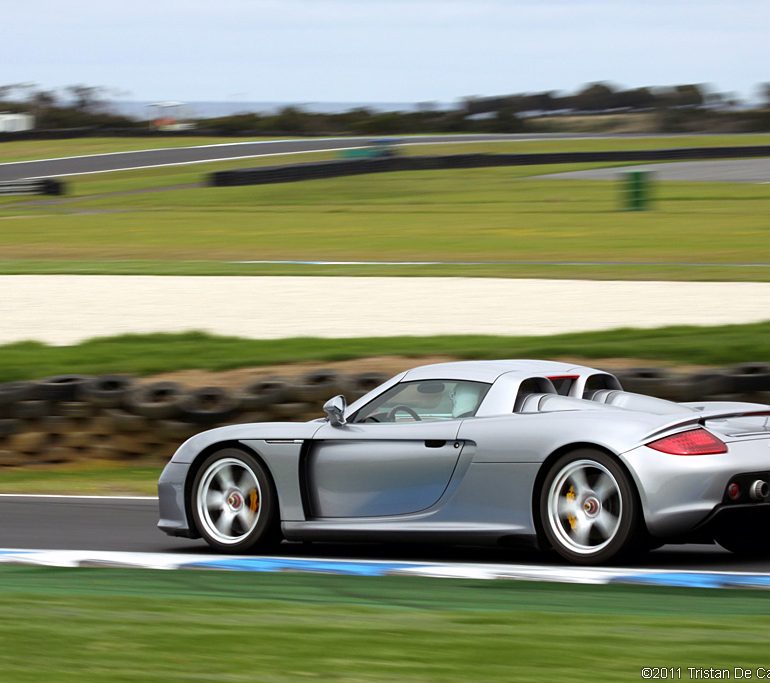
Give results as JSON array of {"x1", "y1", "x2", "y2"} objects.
[
  {"x1": 0, "y1": 133, "x2": 589, "y2": 181},
  {"x1": 2, "y1": 133, "x2": 767, "y2": 182},
  {"x1": 2, "y1": 495, "x2": 769, "y2": 573},
  {"x1": 542, "y1": 157, "x2": 770, "y2": 183}
]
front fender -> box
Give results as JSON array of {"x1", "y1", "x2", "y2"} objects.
[{"x1": 168, "y1": 421, "x2": 325, "y2": 464}]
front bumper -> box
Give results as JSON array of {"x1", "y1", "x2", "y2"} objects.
[{"x1": 157, "y1": 461, "x2": 198, "y2": 538}]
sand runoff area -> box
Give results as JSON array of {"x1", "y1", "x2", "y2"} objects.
[{"x1": 2, "y1": 276, "x2": 769, "y2": 345}]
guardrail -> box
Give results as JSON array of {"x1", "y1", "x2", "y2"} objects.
[
  {"x1": 0, "y1": 178, "x2": 65, "y2": 196},
  {"x1": 209, "y1": 146, "x2": 770, "y2": 187}
]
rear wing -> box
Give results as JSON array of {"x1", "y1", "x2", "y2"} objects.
[{"x1": 643, "y1": 403, "x2": 770, "y2": 441}]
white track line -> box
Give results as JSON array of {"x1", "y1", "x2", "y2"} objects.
[
  {"x1": 0, "y1": 136, "x2": 371, "y2": 167},
  {"x1": 0, "y1": 132, "x2": 737, "y2": 168},
  {"x1": 23, "y1": 147, "x2": 369, "y2": 179},
  {"x1": 6, "y1": 133, "x2": 738, "y2": 179}
]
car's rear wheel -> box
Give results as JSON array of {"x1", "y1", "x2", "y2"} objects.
[
  {"x1": 539, "y1": 449, "x2": 640, "y2": 565},
  {"x1": 191, "y1": 448, "x2": 279, "y2": 552}
]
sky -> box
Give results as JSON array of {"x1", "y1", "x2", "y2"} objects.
[{"x1": 3, "y1": 0, "x2": 769, "y2": 104}]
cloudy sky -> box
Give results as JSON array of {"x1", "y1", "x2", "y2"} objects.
[{"x1": 4, "y1": 0, "x2": 769, "y2": 103}]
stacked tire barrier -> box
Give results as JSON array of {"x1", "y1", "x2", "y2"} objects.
[
  {"x1": 209, "y1": 146, "x2": 770, "y2": 187},
  {"x1": 0, "y1": 371, "x2": 388, "y2": 467},
  {"x1": 614, "y1": 364, "x2": 770, "y2": 405},
  {"x1": 0, "y1": 364, "x2": 768, "y2": 467}
]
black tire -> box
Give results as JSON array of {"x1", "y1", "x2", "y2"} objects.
[
  {"x1": 31, "y1": 375, "x2": 91, "y2": 402},
  {"x1": 103, "y1": 408, "x2": 148, "y2": 432},
  {"x1": 80, "y1": 375, "x2": 135, "y2": 408},
  {"x1": 614, "y1": 368, "x2": 673, "y2": 400},
  {"x1": 55, "y1": 401, "x2": 94, "y2": 419},
  {"x1": 12, "y1": 400, "x2": 50, "y2": 420},
  {"x1": 0, "y1": 418, "x2": 21, "y2": 438},
  {"x1": 239, "y1": 378, "x2": 291, "y2": 411},
  {"x1": 190, "y1": 448, "x2": 280, "y2": 552},
  {"x1": 125, "y1": 382, "x2": 184, "y2": 419},
  {"x1": 179, "y1": 387, "x2": 239, "y2": 425},
  {"x1": 538, "y1": 449, "x2": 641, "y2": 565},
  {"x1": 349, "y1": 372, "x2": 387, "y2": 398},
  {"x1": 0, "y1": 381, "x2": 33, "y2": 407},
  {"x1": 294, "y1": 370, "x2": 343, "y2": 402}
]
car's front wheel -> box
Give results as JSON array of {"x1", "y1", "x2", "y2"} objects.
[
  {"x1": 191, "y1": 448, "x2": 279, "y2": 552},
  {"x1": 539, "y1": 449, "x2": 640, "y2": 565}
]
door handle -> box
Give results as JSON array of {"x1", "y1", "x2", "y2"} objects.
[{"x1": 424, "y1": 440, "x2": 447, "y2": 448}]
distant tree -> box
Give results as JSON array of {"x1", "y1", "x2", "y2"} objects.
[
  {"x1": 617, "y1": 87, "x2": 656, "y2": 110},
  {"x1": 65, "y1": 84, "x2": 107, "y2": 112},
  {"x1": 492, "y1": 106, "x2": 522, "y2": 132},
  {"x1": 572, "y1": 82, "x2": 618, "y2": 111},
  {"x1": 674, "y1": 84, "x2": 705, "y2": 107}
]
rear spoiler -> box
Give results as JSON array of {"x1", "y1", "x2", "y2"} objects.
[{"x1": 642, "y1": 404, "x2": 770, "y2": 441}]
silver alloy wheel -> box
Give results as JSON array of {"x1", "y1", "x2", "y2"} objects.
[
  {"x1": 195, "y1": 457, "x2": 262, "y2": 545},
  {"x1": 546, "y1": 458, "x2": 622, "y2": 555}
]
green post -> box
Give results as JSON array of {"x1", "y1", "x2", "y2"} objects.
[{"x1": 624, "y1": 170, "x2": 651, "y2": 211}]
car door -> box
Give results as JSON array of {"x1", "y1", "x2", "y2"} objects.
[
  {"x1": 307, "y1": 420, "x2": 464, "y2": 518},
  {"x1": 304, "y1": 379, "x2": 490, "y2": 518}
]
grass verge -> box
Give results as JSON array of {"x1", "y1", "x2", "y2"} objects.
[
  {"x1": 0, "y1": 461, "x2": 161, "y2": 496},
  {"x1": 1, "y1": 565, "x2": 769, "y2": 682},
  {"x1": 2, "y1": 322, "x2": 769, "y2": 383},
  {"x1": 1, "y1": 138, "x2": 769, "y2": 280}
]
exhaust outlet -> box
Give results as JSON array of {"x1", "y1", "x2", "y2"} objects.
[{"x1": 749, "y1": 480, "x2": 769, "y2": 501}]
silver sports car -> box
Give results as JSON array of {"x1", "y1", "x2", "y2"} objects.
[{"x1": 158, "y1": 360, "x2": 770, "y2": 565}]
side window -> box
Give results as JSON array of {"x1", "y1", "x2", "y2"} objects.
[{"x1": 353, "y1": 380, "x2": 490, "y2": 423}]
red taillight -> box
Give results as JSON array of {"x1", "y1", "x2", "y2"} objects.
[{"x1": 647, "y1": 428, "x2": 727, "y2": 455}]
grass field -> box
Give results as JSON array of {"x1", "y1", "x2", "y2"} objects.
[
  {"x1": 1, "y1": 136, "x2": 769, "y2": 280},
  {"x1": 0, "y1": 461, "x2": 161, "y2": 495},
  {"x1": 2, "y1": 322, "x2": 769, "y2": 381},
  {"x1": 1, "y1": 565, "x2": 769, "y2": 682}
]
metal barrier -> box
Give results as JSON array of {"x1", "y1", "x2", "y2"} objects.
[
  {"x1": 209, "y1": 146, "x2": 770, "y2": 187},
  {"x1": 0, "y1": 178, "x2": 65, "y2": 196}
]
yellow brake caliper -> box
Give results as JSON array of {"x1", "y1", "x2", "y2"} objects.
[
  {"x1": 249, "y1": 489, "x2": 259, "y2": 514},
  {"x1": 566, "y1": 485, "x2": 577, "y2": 530}
]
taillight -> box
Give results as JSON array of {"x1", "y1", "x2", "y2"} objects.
[{"x1": 647, "y1": 428, "x2": 727, "y2": 455}]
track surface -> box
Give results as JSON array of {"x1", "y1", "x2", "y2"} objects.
[
  {"x1": 0, "y1": 134, "x2": 584, "y2": 181},
  {"x1": 1, "y1": 133, "x2": 765, "y2": 182},
  {"x1": 2, "y1": 495, "x2": 769, "y2": 573},
  {"x1": 544, "y1": 157, "x2": 770, "y2": 183}
]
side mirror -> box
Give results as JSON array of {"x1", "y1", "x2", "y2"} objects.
[{"x1": 323, "y1": 394, "x2": 347, "y2": 427}]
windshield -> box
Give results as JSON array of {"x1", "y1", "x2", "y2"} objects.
[{"x1": 352, "y1": 380, "x2": 491, "y2": 423}]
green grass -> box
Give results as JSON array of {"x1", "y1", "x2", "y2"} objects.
[
  {"x1": 402, "y1": 132, "x2": 770, "y2": 155},
  {"x1": 1, "y1": 135, "x2": 769, "y2": 280},
  {"x1": 1, "y1": 322, "x2": 768, "y2": 383},
  {"x1": 1, "y1": 566, "x2": 769, "y2": 682},
  {"x1": 0, "y1": 461, "x2": 161, "y2": 495},
  {"x1": 1, "y1": 161, "x2": 769, "y2": 279}
]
